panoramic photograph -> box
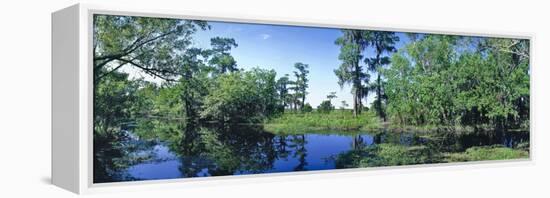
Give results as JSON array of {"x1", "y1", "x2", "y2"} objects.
[{"x1": 92, "y1": 14, "x2": 530, "y2": 183}]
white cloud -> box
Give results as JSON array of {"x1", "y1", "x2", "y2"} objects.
[{"x1": 260, "y1": 33, "x2": 271, "y2": 40}]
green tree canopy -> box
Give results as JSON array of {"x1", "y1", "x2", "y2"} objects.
[
  {"x1": 93, "y1": 15, "x2": 209, "y2": 83},
  {"x1": 384, "y1": 35, "x2": 529, "y2": 129},
  {"x1": 317, "y1": 100, "x2": 335, "y2": 113},
  {"x1": 293, "y1": 62, "x2": 310, "y2": 110},
  {"x1": 200, "y1": 69, "x2": 279, "y2": 123},
  {"x1": 334, "y1": 30, "x2": 370, "y2": 117},
  {"x1": 364, "y1": 31, "x2": 399, "y2": 121},
  {"x1": 208, "y1": 37, "x2": 239, "y2": 74}
]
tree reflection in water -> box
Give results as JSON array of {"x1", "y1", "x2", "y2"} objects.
[{"x1": 94, "y1": 119, "x2": 529, "y2": 183}]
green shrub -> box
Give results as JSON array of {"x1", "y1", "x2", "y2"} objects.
[
  {"x1": 446, "y1": 145, "x2": 528, "y2": 162},
  {"x1": 302, "y1": 103, "x2": 313, "y2": 113},
  {"x1": 359, "y1": 144, "x2": 435, "y2": 167},
  {"x1": 317, "y1": 100, "x2": 334, "y2": 113}
]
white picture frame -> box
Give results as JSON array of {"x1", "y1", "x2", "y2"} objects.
[{"x1": 52, "y1": 3, "x2": 534, "y2": 194}]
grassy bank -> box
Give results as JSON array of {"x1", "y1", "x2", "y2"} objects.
[
  {"x1": 263, "y1": 109, "x2": 529, "y2": 135},
  {"x1": 385, "y1": 122, "x2": 529, "y2": 134},
  {"x1": 385, "y1": 123, "x2": 487, "y2": 133},
  {"x1": 445, "y1": 145, "x2": 529, "y2": 162},
  {"x1": 263, "y1": 110, "x2": 381, "y2": 134},
  {"x1": 335, "y1": 143, "x2": 529, "y2": 168}
]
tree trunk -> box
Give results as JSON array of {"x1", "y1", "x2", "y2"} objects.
[
  {"x1": 357, "y1": 60, "x2": 362, "y2": 115},
  {"x1": 353, "y1": 91, "x2": 357, "y2": 117},
  {"x1": 377, "y1": 74, "x2": 385, "y2": 121},
  {"x1": 302, "y1": 92, "x2": 305, "y2": 110}
]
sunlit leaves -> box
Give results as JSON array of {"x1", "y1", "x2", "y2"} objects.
[
  {"x1": 201, "y1": 69, "x2": 279, "y2": 123},
  {"x1": 384, "y1": 35, "x2": 529, "y2": 129},
  {"x1": 93, "y1": 15, "x2": 209, "y2": 82}
]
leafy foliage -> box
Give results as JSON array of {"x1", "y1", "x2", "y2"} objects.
[
  {"x1": 364, "y1": 31, "x2": 399, "y2": 121},
  {"x1": 276, "y1": 74, "x2": 292, "y2": 111},
  {"x1": 92, "y1": 15, "x2": 530, "y2": 182},
  {"x1": 93, "y1": 15, "x2": 208, "y2": 82},
  {"x1": 201, "y1": 69, "x2": 279, "y2": 123},
  {"x1": 94, "y1": 72, "x2": 140, "y2": 136},
  {"x1": 384, "y1": 35, "x2": 529, "y2": 130},
  {"x1": 292, "y1": 62, "x2": 310, "y2": 110},
  {"x1": 317, "y1": 100, "x2": 335, "y2": 113},
  {"x1": 208, "y1": 37, "x2": 239, "y2": 74},
  {"x1": 446, "y1": 145, "x2": 529, "y2": 162},
  {"x1": 302, "y1": 103, "x2": 313, "y2": 113},
  {"x1": 334, "y1": 30, "x2": 370, "y2": 117}
]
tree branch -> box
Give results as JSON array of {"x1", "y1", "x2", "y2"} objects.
[
  {"x1": 498, "y1": 49, "x2": 529, "y2": 59},
  {"x1": 94, "y1": 58, "x2": 133, "y2": 82},
  {"x1": 114, "y1": 57, "x2": 177, "y2": 82},
  {"x1": 94, "y1": 30, "x2": 176, "y2": 62},
  {"x1": 93, "y1": 30, "x2": 177, "y2": 71}
]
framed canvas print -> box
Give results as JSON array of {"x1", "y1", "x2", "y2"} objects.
[{"x1": 52, "y1": 3, "x2": 532, "y2": 194}]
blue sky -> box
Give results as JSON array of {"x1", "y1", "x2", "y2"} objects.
[{"x1": 191, "y1": 21, "x2": 411, "y2": 108}]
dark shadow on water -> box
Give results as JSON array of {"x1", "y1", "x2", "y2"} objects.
[{"x1": 94, "y1": 120, "x2": 530, "y2": 183}]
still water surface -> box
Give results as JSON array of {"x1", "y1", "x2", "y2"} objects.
[{"x1": 93, "y1": 124, "x2": 528, "y2": 183}]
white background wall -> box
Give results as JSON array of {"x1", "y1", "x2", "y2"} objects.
[{"x1": 0, "y1": 0, "x2": 548, "y2": 197}]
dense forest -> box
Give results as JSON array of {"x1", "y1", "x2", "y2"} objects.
[
  {"x1": 332, "y1": 30, "x2": 529, "y2": 130},
  {"x1": 94, "y1": 16, "x2": 283, "y2": 137},
  {"x1": 94, "y1": 15, "x2": 529, "y2": 135},
  {"x1": 93, "y1": 14, "x2": 530, "y2": 182}
]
